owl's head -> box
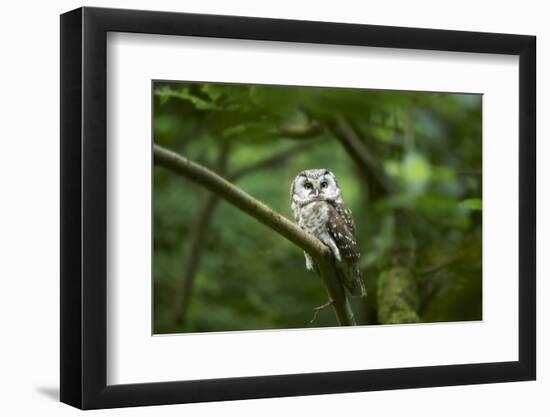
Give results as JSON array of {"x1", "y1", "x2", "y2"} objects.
[{"x1": 291, "y1": 169, "x2": 342, "y2": 204}]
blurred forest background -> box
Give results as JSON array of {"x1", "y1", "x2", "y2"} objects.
[{"x1": 153, "y1": 81, "x2": 482, "y2": 334}]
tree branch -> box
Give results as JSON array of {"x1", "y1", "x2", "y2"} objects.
[
  {"x1": 330, "y1": 115, "x2": 395, "y2": 196},
  {"x1": 154, "y1": 144, "x2": 356, "y2": 326}
]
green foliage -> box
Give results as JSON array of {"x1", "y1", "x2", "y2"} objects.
[{"x1": 153, "y1": 81, "x2": 482, "y2": 333}]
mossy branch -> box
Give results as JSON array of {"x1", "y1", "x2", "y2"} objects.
[
  {"x1": 154, "y1": 144, "x2": 356, "y2": 326},
  {"x1": 377, "y1": 266, "x2": 420, "y2": 324}
]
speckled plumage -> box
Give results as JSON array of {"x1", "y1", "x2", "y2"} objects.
[{"x1": 290, "y1": 169, "x2": 366, "y2": 297}]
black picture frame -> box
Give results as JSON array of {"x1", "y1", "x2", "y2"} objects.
[{"x1": 60, "y1": 6, "x2": 536, "y2": 410}]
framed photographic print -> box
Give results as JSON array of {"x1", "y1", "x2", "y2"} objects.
[{"x1": 60, "y1": 6, "x2": 536, "y2": 409}]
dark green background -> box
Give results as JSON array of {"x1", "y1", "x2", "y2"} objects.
[{"x1": 153, "y1": 81, "x2": 482, "y2": 334}]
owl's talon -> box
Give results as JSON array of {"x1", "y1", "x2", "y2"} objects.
[
  {"x1": 310, "y1": 299, "x2": 334, "y2": 324},
  {"x1": 305, "y1": 253, "x2": 314, "y2": 271}
]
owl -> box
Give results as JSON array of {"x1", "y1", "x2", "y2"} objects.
[{"x1": 290, "y1": 169, "x2": 366, "y2": 297}]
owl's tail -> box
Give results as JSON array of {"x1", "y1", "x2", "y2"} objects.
[{"x1": 341, "y1": 265, "x2": 367, "y2": 297}]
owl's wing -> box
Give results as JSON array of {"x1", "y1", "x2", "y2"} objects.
[
  {"x1": 327, "y1": 204, "x2": 366, "y2": 297},
  {"x1": 332, "y1": 201, "x2": 356, "y2": 235}
]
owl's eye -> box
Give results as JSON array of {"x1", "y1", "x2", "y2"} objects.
[
  {"x1": 304, "y1": 182, "x2": 313, "y2": 190},
  {"x1": 320, "y1": 181, "x2": 328, "y2": 189}
]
